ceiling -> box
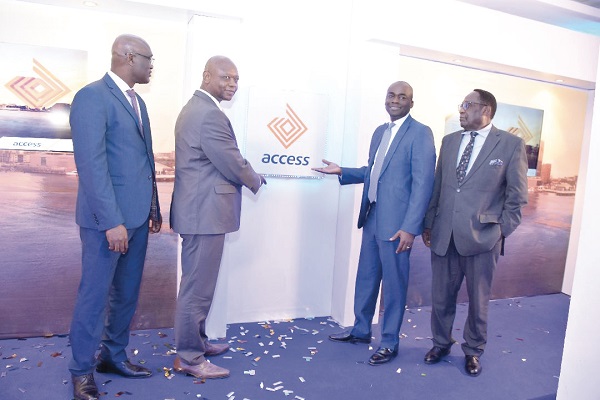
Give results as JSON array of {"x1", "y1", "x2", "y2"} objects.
[
  {"x1": 459, "y1": 0, "x2": 600, "y2": 36},
  {"x1": 14, "y1": 0, "x2": 600, "y2": 36}
]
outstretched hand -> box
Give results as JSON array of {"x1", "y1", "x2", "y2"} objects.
[{"x1": 312, "y1": 159, "x2": 342, "y2": 176}]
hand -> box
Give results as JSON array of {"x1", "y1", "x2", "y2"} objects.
[
  {"x1": 150, "y1": 213, "x2": 162, "y2": 234},
  {"x1": 422, "y1": 229, "x2": 431, "y2": 248},
  {"x1": 106, "y1": 224, "x2": 128, "y2": 254},
  {"x1": 312, "y1": 159, "x2": 342, "y2": 176},
  {"x1": 389, "y1": 229, "x2": 415, "y2": 254}
]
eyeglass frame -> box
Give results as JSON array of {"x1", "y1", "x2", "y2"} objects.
[
  {"x1": 458, "y1": 101, "x2": 488, "y2": 111},
  {"x1": 126, "y1": 52, "x2": 155, "y2": 66}
]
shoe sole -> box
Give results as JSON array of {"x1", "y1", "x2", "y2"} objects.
[
  {"x1": 328, "y1": 338, "x2": 371, "y2": 344},
  {"x1": 95, "y1": 366, "x2": 152, "y2": 378},
  {"x1": 424, "y1": 350, "x2": 451, "y2": 365},
  {"x1": 174, "y1": 367, "x2": 230, "y2": 379}
]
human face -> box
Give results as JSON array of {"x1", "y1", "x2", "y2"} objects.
[
  {"x1": 204, "y1": 61, "x2": 239, "y2": 102},
  {"x1": 385, "y1": 82, "x2": 413, "y2": 121},
  {"x1": 459, "y1": 91, "x2": 490, "y2": 131},
  {"x1": 129, "y1": 42, "x2": 154, "y2": 85}
]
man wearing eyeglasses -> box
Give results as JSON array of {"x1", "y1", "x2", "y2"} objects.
[
  {"x1": 69, "y1": 34, "x2": 160, "y2": 400},
  {"x1": 422, "y1": 89, "x2": 528, "y2": 377}
]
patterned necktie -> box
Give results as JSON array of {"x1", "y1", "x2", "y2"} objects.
[
  {"x1": 456, "y1": 131, "x2": 478, "y2": 184},
  {"x1": 126, "y1": 89, "x2": 143, "y2": 137},
  {"x1": 368, "y1": 122, "x2": 395, "y2": 202}
]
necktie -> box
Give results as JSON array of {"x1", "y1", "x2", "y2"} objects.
[
  {"x1": 456, "y1": 131, "x2": 478, "y2": 184},
  {"x1": 126, "y1": 89, "x2": 143, "y2": 137},
  {"x1": 368, "y1": 122, "x2": 395, "y2": 202}
]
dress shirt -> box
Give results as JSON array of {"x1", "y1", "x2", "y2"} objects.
[
  {"x1": 369, "y1": 113, "x2": 409, "y2": 181},
  {"x1": 455, "y1": 123, "x2": 492, "y2": 175}
]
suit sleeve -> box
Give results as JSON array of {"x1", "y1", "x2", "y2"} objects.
[
  {"x1": 70, "y1": 87, "x2": 124, "y2": 231},
  {"x1": 201, "y1": 108, "x2": 261, "y2": 193},
  {"x1": 401, "y1": 126, "x2": 436, "y2": 235},
  {"x1": 500, "y1": 138, "x2": 528, "y2": 237},
  {"x1": 339, "y1": 166, "x2": 368, "y2": 185},
  {"x1": 424, "y1": 135, "x2": 447, "y2": 230}
]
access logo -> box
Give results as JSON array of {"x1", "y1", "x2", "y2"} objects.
[{"x1": 262, "y1": 103, "x2": 310, "y2": 166}]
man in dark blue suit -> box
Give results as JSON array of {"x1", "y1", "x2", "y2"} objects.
[
  {"x1": 313, "y1": 81, "x2": 436, "y2": 365},
  {"x1": 68, "y1": 34, "x2": 161, "y2": 400}
]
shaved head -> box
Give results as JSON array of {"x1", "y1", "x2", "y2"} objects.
[
  {"x1": 110, "y1": 34, "x2": 153, "y2": 87},
  {"x1": 200, "y1": 55, "x2": 239, "y2": 102}
]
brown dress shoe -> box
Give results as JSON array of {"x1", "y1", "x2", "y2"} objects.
[
  {"x1": 204, "y1": 342, "x2": 230, "y2": 356},
  {"x1": 72, "y1": 373, "x2": 99, "y2": 400},
  {"x1": 174, "y1": 356, "x2": 230, "y2": 379}
]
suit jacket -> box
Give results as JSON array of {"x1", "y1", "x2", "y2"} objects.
[
  {"x1": 170, "y1": 90, "x2": 261, "y2": 235},
  {"x1": 70, "y1": 73, "x2": 159, "y2": 231},
  {"x1": 424, "y1": 125, "x2": 528, "y2": 257},
  {"x1": 340, "y1": 115, "x2": 436, "y2": 240}
]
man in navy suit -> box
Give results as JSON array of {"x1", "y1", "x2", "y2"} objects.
[
  {"x1": 313, "y1": 81, "x2": 436, "y2": 365},
  {"x1": 68, "y1": 34, "x2": 161, "y2": 400}
]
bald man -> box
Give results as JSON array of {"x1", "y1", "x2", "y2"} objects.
[
  {"x1": 313, "y1": 81, "x2": 436, "y2": 365},
  {"x1": 170, "y1": 56, "x2": 265, "y2": 379},
  {"x1": 69, "y1": 34, "x2": 161, "y2": 400}
]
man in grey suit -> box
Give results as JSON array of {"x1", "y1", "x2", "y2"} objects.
[
  {"x1": 170, "y1": 56, "x2": 265, "y2": 379},
  {"x1": 422, "y1": 89, "x2": 528, "y2": 376},
  {"x1": 69, "y1": 34, "x2": 161, "y2": 400},
  {"x1": 313, "y1": 81, "x2": 436, "y2": 365}
]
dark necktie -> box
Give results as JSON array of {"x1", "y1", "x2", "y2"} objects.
[
  {"x1": 126, "y1": 89, "x2": 143, "y2": 137},
  {"x1": 456, "y1": 131, "x2": 478, "y2": 184},
  {"x1": 368, "y1": 122, "x2": 395, "y2": 202}
]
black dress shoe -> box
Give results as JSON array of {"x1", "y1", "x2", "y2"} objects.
[
  {"x1": 424, "y1": 346, "x2": 451, "y2": 364},
  {"x1": 465, "y1": 355, "x2": 482, "y2": 377},
  {"x1": 96, "y1": 359, "x2": 152, "y2": 378},
  {"x1": 368, "y1": 347, "x2": 398, "y2": 365},
  {"x1": 72, "y1": 373, "x2": 99, "y2": 400},
  {"x1": 328, "y1": 331, "x2": 371, "y2": 344}
]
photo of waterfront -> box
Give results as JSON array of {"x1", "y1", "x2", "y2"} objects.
[
  {"x1": 0, "y1": 149, "x2": 576, "y2": 337},
  {"x1": 0, "y1": 161, "x2": 178, "y2": 339}
]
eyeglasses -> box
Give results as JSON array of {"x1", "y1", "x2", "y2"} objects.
[
  {"x1": 458, "y1": 101, "x2": 488, "y2": 111},
  {"x1": 127, "y1": 52, "x2": 154, "y2": 66}
]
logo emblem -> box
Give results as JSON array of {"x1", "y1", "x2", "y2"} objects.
[
  {"x1": 267, "y1": 104, "x2": 307, "y2": 149},
  {"x1": 5, "y1": 59, "x2": 70, "y2": 109}
]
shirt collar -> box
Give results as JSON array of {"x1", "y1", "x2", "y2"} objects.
[
  {"x1": 198, "y1": 89, "x2": 222, "y2": 110},
  {"x1": 463, "y1": 122, "x2": 492, "y2": 139},
  {"x1": 389, "y1": 113, "x2": 409, "y2": 132},
  {"x1": 107, "y1": 71, "x2": 132, "y2": 95}
]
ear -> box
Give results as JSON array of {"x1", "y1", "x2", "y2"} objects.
[{"x1": 202, "y1": 70, "x2": 210, "y2": 83}]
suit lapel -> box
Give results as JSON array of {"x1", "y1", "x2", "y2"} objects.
[
  {"x1": 103, "y1": 74, "x2": 145, "y2": 140},
  {"x1": 380, "y1": 116, "x2": 411, "y2": 175},
  {"x1": 445, "y1": 131, "x2": 463, "y2": 184}
]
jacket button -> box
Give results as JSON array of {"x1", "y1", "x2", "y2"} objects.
[{"x1": 456, "y1": 188, "x2": 461, "y2": 193}]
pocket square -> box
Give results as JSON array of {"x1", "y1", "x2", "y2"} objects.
[{"x1": 489, "y1": 159, "x2": 503, "y2": 166}]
